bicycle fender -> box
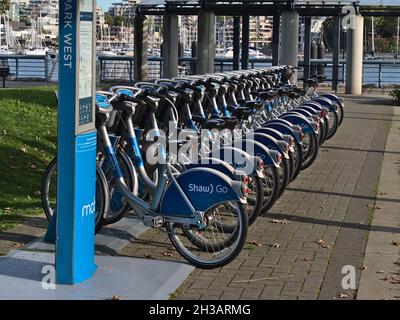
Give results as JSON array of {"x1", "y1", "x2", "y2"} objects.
[
  {"x1": 254, "y1": 127, "x2": 284, "y2": 140},
  {"x1": 312, "y1": 97, "x2": 337, "y2": 113},
  {"x1": 248, "y1": 132, "x2": 289, "y2": 160},
  {"x1": 186, "y1": 158, "x2": 239, "y2": 181},
  {"x1": 254, "y1": 127, "x2": 294, "y2": 153},
  {"x1": 214, "y1": 146, "x2": 264, "y2": 178},
  {"x1": 284, "y1": 109, "x2": 314, "y2": 118},
  {"x1": 319, "y1": 93, "x2": 344, "y2": 106},
  {"x1": 279, "y1": 114, "x2": 318, "y2": 134},
  {"x1": 160, "y1": 167, "x2": 244, "y2": 216},
  {"x1": 262, "y1": 122, "x2": 301, "y2": 144},
  {"x1": 298, "y1": 105, "x2": 322, "y2": 116},
  {"x1": 240, "y1": 139, "x2": 280, "y2": 167}
]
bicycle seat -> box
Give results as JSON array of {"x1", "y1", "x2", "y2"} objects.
[
  {"x1": 306, "y1": 78, "x2": 318, "y2": 86},
  {"x1": 293, "y1": 87, "x2": 308, "y2": 95},
  {"x1": 222, "y1": 117, "x2": 239, "y2": 130},
  {"x1": 192, "y1": 115, "x2": 225, "y2": 130},
  {"x1": 257, "y1": 90, "x2": 278, "y2": 100},
  {"x1": 288, "y1": 92, "x2": 301, "y2": 99},
  {"x1": 96, "y1": 93, "x2": 113, "y2": 114},
  {"x1": 227, "y1": 106, "x2": 253, "y2": 119},
  {"x1": 237, "y1": 99, "x2": 262, "y2": 110}
]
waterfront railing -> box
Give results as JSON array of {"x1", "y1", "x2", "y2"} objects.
[{"x1": 0, "y1": 54, "x2": 399, "y2": 88}]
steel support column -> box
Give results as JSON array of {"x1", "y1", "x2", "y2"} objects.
[
  {"x1": 162, "y1": 13, "x2": 179, "y2": 78},
  {"x1": 197, "y1": 10, "x2": 215, "y2": 74},
  {"x1": 280, "y1": 11, "x2": 299, "y2": 82},
  {"x1": 345, "y1": 15, "x2": 364, "y2": 95},
  {"x1": 272, "y1": 14, "x2": 280, "y2": 66},
  {"x1": 241, "y1": 14, "x2": 250, "y2": 70},
  {"x1": 303, "y1": 16, "x2": 311, "y2": 84},
  {"x1": 233, "y1": 16, "x2": 240, "y2": 70},
  {"x1": 134, "y1": 14, "x2": 148, "y2": 81},
  {"x1": 332, "y1": 16, "x2": 341, "y2": 92}
]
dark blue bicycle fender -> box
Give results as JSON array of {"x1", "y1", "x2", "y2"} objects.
[
  {"x1": 240, "y1": 139, "x2": 279, "y2": 167},
  {"x1": 186, "y1": 158, "x2": 238, "y2": 181},
  {"x1": 262, "y1": 122, "x2": 301, "y2": 144},
  {"x1": 265, "y1": 118, "x2": 295, "y2": 129},
  {"x1": 160, "y1": 167, "x2": 243, "y2": 216},
  {"x1": 253, "y1": 127, "x2": 294, "y2": 153},
  {"x1": 285, "y1": 109, "x2": 314, "y2": 118},
  {"x1": 214, "y1": 146, "x2": 265, "y2": 178},
  {"x1": 248, "y1": 133, "x2": 289, "y2": 159},
  {"x1": 319, "y1": 93, "x2": 344, "y2": 107},
  {"x1": 279, "y1": 114, "x2": 317, "y2": 134},
  {"x1": 312, "y1": 97, "x2": 336, "y2": 113},
  {"x1": 299, "y1": 104, "x2": 323, "y2": 115},
  {"x1": 254, "y1": 127, "x2": 284, "y2": 141}
]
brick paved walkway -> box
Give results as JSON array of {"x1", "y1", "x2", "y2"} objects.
[{"x1": 118, "y1": 92, "x2": 395, "y2": 300}]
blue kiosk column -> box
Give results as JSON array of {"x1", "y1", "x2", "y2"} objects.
[{"x1": 56, "y1": 0, "x2": 97, "y2": 284}]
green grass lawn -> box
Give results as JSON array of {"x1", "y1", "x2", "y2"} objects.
[{"x1": 0, "y1": 86, "x2": 57, "y2": 232}]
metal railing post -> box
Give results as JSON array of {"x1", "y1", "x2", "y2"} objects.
[
  {"x1": 44, "y1": 52, "x2": 49, "y2": 81},
  {"x1": 129, "y1": 59, "x2": 133, "y2": 83},
  {"x1": 378, "y1": 63, "x2": 382, "y2": 88},
  {"x1": 15, "y1": 58, "x2": 19, "y2": 80}
]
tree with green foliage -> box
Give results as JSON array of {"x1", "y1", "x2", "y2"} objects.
[
  {"x1": 114, "y1": 16, "x2": 126, "y2": 27},
  {"x1": 0, "y1": 0, "x2": 10, "y2": 15},
  {"x1": 323, "y1": 16, "x2": 400, "y2": 53},
  {"x1": 105, "y1": 14, "x2": 114, "y2": 26}
]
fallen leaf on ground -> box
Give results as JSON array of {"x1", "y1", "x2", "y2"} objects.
[
  {"x1": 163, "y1": 252, "x2": 174, "y2": 257},
  {"x1": 376, "y1": 270, "x2": 385, "y2": 274},
  {"x1": 271, "y1": 243, "x2": 281, "y2": 248},
  {"x1": 360, "y1": 266, "x2": 367, "y2": 270},
  {"x1": 303, "y1": 257, "x2": 310, "y2": 261},
  {"x1": 338, "y1": 293, "x2": 349, "y2": 298},
  {"x1": 382, "y1": 275, "x2": 400, "y2": 285},
  {"x1": 317, "y1": 239, "x2": 330, "y2": 249},
  {"x1": 107, "y1": 295, "x2": 121, "y2": 300},
  {"x1": 144, "y1": 253, "x2": 152, "y2": 259},
  {"x1": 271, "y1": 219, "x2": 289, "y2": 224},
  {"x1": 250, "y1": 240, "x2": 262, "y2": 247},
  {"x1": 391, "y1": 241, "x2": 400, "y2": 246},
  {"x1": 366, "y1": 204, "x2": 382, "y2": 210}
]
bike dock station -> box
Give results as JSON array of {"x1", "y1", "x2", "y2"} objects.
[{"x1": 0, "y1": 0, "x2": 399, "y2": 300}]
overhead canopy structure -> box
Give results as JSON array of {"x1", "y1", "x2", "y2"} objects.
[{"x1": 136, "y1": 0, "x2": 400, "y2": 16}]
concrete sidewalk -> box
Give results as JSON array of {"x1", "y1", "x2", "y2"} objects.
[{"x1": 357, "y1": 105, "x2": 400, "y2": 300}]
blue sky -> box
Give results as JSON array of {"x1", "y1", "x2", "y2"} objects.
[{"x1": 97, "y1": 0, "x2": 114, "y2": 10}]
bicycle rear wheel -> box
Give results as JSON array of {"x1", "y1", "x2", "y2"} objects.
[
  {"x1": 41, "y1": 157, "x2": 108, "y2": 234},
  {"x1": 167, "y1": 201, "x2": 248, "y2": 269}
]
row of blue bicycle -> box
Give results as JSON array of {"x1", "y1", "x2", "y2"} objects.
[{"x1": 41, "y1": 65, "x2": 344, "y2": 268}]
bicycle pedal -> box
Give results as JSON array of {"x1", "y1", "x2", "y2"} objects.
[{"x1": 152, "y1": 216, "x2": 165, "y2": 228}]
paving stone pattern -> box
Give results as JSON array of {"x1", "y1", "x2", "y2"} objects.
[{"x1": 118, "y1": 94, "x2": 394, "y2": 300}]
